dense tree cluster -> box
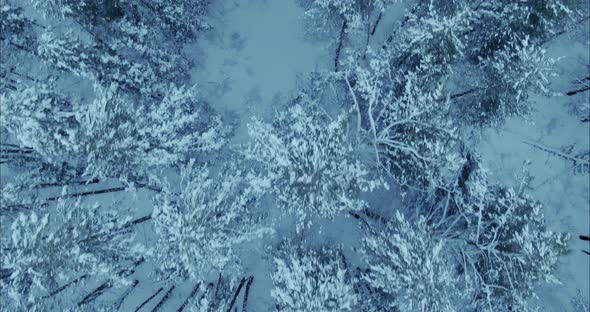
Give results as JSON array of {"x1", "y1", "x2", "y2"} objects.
[{"x1": 1, "y1": 0, "x2": 587, "y2": 311}]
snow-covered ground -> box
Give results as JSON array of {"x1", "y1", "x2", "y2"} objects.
[{"x1": 190, "y1": 0, "x2": 331, "y2": 144}]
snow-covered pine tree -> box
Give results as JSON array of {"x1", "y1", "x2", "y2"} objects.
[
  {"x1": 343, "y1": 53, "x2": 461, "y2": 190},
  {"x1": 330, "y1": 2, "x2": 474, "y2": 190},
  {"x1": 134, "y1": 0, "x2": 211, "y2": 43},
  {"x1": 78, "y1": 83, "x2": 230, "y2": 180},
  {"x1": 29, "y1": 0, "x2": 204, "y2": 96},
  {"x1": 30, "y1": 0, "x2": 210, "y2": 44},
  {"x1": 0, "y1": 3, "x2": 40, "y2": 92},
  {"x1": 0, "y1": 197, "x2": 139, "y2": 311},
  {"x1": 453, "y1": 36, "x2": 556, "y2": 127},
  {"x1": 1, "y1": 82, "x2": 230, "y2": 180},
  {"x1": 270, "y1": 242, "x2": 357, "y2": 311},
  {"x1": 396, "y1": 3, "x2": 473, "y2": 80},
  {"x1": 465, "y1": 0, "x2": 586, "y2": 60},
  {"x1": 360, "y1": 211, "x2": 462, "y2": 312},
  {"x1": 304, "y1": 0, "x2": 398, "y2": 33},
  {"x1": 244, "y1": 99, "x2": 385, "y2": 230},
  {"x1": 453, "y1": 167, "x2": 571, "y2": 311},
  {"x1": 36, "y1": 29, "x2": 179, "y2": 98},
  {"x1": 151, "y1": 160, "x2": 271, "y2": 281},
  {"x1": 0, "y1": 82, "x2": 80, "y2": 166},
  {"x1": 449, "y1": 0, "x2": 586, "y2": 126}
]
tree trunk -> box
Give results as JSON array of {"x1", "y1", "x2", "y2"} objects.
[
  {"x1": 334, "y1": 19, "x2": 348, "y2": 72},
  {"x1": 177, "y1": 282, "x2": 200, "y2": 312},
  {"x1": 151, "y1": 285, "x2": 175, "y2": 312},
  {"x1": 133, "y1": 287, "x2": 164, "y2": 312}
]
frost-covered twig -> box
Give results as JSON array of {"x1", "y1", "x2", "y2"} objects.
[{"x1": 523, "y1": 139, "x2": 589, "y2": 170}]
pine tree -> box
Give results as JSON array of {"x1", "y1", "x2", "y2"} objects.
[
  {"x1": 453, "y1": 167, "x2": 571, "y2": 311},
  {"x1": 454, "y1": 36, "x2": 556, "y2": 126},
  {"x1": 244, "y1": 99, "x2": 385, "y2": 230},
  {"x1": 304, "y1": 0, "x2": 398, "y2": 33},
  {"x1": 0, "y1": 197, "x2": 139, "y2": 311},
  {"x1": 342, "y1": 54, "x2": 462, "y2": 189},
  {"x1": 151, "y1": 160, "x2": 271, "y2": 281},
  {"x1": 36, "y1": 30, "x2": 177, "y2": 97},
  {"x1": 1, "y1": 83, "x2": 230, "y2": 180},
  {"x1": 360, "y1": 212, "x2": 462, "y2": 312},
  {"x1": 270, "y1": 242, "x2": 357, "y2": 311},
  {"x1": 0, "y1": 82, "x2": 80, "y2": 166}
]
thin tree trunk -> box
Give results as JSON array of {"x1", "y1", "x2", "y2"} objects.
[
  {"x1": 226, "y1": 277, "x2": 246, "y2": 312},
  {"x1": 112, "y1": 279, "x2": 139, "y2": 311},
  {"x1": 371, "y1": 13, "x2": 382, "y2": 36},
  {"x1": 35, "y1": 178, "x2": 101, "y2": 189},
  {"x1": 0, "y1": 143, "x2": 33, "y2": 150},
  {"x1": 78, "y1": 258, "x2": 144, "y2": 306},
  {"x1": 334, "y1": 19, "x2": 348, "y2": 72},
  {"x1": 151, "y1": 285, "x2": 175, "y2": 312},
  {"x1": 44, "y1": 181, "x2": 166, "y2": 201},
  {"x1": 349, "y1": 211, "x2": 371, "y2": 228},
  {"x1": 45, "y1": 186, "x2": 127, "y2": 201},
  {"x1": 44, "y1": 274, "x2": 88, "y2": 298},
  {"x1": 133, "y1": 287, "x2": 164, "y2": 312},
  {"x1": 566, "y1": 86, "x2": 590, "y2": 96},
  {"x1": 0, "y1": 149, "x2": 34, "y2": 154},
  {"x1": 242, "y1": 276, "x2": 254, "y2": 312},
  {"x1": 177, "y1": 282, "x2": 201, "y2": 312},
  {"x1": 78, "y1": 281, "x2": 114, "y2": 306},
  {"x1": 214, "y1": 273, "x2": 223, "y2": 297},
  {"x1": 79, "y1": 215, "x2": 152, "y2": 246}
]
